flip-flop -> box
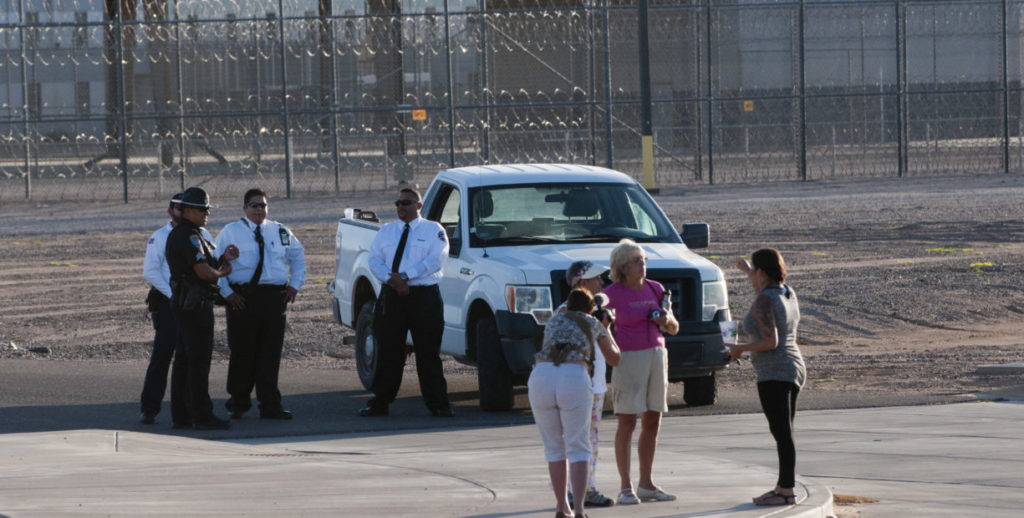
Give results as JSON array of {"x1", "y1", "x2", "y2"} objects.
[{"x1": 753, "y1": 489, "x2": 798, "y2": 505}]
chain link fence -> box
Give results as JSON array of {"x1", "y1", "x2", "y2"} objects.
[{"x1": 2, "y1": 0, "x2": 1023, "y2": 202}]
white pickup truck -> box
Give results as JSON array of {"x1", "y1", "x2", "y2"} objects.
[{"x1": 328, "y1": 164, "x2": 731, "y2": 411}]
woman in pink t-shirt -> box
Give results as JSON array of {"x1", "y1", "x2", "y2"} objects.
[{"x1": 604, "y1": 239, "x2": 679, "y2": 505}]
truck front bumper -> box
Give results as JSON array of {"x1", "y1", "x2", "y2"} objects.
[{"x1": 492, "y1": 312, "x2": 728, "y2": 382}]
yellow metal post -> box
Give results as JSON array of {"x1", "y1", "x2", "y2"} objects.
[{"x1": 642, "y1": 135, "x2": 655, "y2": 189}]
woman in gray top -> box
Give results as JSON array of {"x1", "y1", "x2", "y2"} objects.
[{"x1": 728, "y1": 248, "x2": 805, "y2": 507}]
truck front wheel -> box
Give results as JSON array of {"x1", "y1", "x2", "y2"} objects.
[
  {"x1": 354, "y1": 301, "x2": 378, "y2": 391},
  {"x1": 476, "y1": 316, "x2": 514, "y2": 411},
  {"x1": 682, "y1": 372, "x2": 717, "y2": 406}
]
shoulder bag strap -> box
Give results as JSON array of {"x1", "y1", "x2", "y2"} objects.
[{"x1": 563, "y1": 311, "x2": 596, "y2": 375}]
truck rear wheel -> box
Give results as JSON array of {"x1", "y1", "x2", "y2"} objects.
[
  {"x1": 682, "y1": 372, "x2": 717, "y2": 406},
  {"x1": 476, "y1": 316, "x2": 514, "y2": 411},
  {"x1": 354, "y1": 301, "x2": 378, "y2": 391}
]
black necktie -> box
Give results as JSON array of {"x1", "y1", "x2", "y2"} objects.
[
  {"x1": 249, "y1": 225, "x2": 265, "y2": 286},
  {"x1": 392, "y1": 223, "x2": 410, "y2": 273}
]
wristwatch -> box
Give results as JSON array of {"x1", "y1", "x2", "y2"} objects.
[{"x1": 399, "y1": 272, "x2": 409, "y2": 282}]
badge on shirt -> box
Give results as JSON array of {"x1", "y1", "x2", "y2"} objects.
[{"x1": 279, "y1": 228, "x2": 290, "y2": 246}]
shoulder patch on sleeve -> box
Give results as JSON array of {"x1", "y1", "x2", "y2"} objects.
[
  {"x1": 148, "y1": 237, "x2": 155, "y2": 244},
  {"x1": 189, "y1": 235, "x2": 202, "y2": 249},
  {"x1": 437, "y1": 230, "x2": 446, "y2": 241}
]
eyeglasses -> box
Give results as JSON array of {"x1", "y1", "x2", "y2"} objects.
[
  {"x1": 248, "y1": 203, "x2": 267, "y2": 209},
  {"x1": 394, "y1": 199, "x2": 415, "y2": 207}
]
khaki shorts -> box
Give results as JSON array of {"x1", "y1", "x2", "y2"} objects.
[{"x1": 611, "y1": 347, "x2": 668, "y2": 414}]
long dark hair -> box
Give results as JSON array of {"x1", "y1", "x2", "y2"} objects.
[{"x1": 751, "y1": 248, "x2": 786, "y2": 283}]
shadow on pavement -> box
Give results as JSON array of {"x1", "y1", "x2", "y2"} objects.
[{"x1": 0, "y1": 388, "x2": 537, "y2": 440}]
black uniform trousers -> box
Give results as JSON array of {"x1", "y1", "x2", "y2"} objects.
[
  {"x1": 369, "y1": 284, "x2": 450, "y2": 412},
  {"x1": 140, "y1": 296, "x2": 178, "y2": 417},
  {"x1": 224, "y1": 285, "x2": 288, "y2": 413},
  {"x1": 170, "y1": 300, "x2": 216, "y2": 423}
]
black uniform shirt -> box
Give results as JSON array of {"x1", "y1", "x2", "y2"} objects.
[{"x1": 166, "y1": 220, "x2": 218, "y2": 286}]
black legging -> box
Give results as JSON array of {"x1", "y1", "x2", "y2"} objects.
[{"x1": 757, "y1": 380, "x2": 799, "y2": 489}]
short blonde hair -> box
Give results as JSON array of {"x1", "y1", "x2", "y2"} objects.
[{"x1": 609, "y1": 239, "x2": 644, "y2": 284}]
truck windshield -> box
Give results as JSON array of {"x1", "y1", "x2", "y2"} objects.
[{"x1": 468, "y1": 182, "x2": 681, "y2": 246}]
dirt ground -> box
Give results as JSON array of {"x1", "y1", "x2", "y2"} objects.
[{"x1": 1, "y1": 173, "x2": 1023, "y2": 404}]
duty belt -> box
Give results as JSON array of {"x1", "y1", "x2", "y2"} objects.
[{"x1": 230, "y1": 283, "x2": 286, "y2": 296}]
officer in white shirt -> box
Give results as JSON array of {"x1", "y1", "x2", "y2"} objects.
[
  {"x1": 139, "y1": 192, "x2": 213, "y2": 425},
  {"x1": 214, "y1": 188, "x2": 306, "y2": 420},
  {"x1": 358, "y1": 187, "x2": 453, "y2": 418}
]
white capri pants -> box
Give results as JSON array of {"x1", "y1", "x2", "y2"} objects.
[{"x1": 528, "y1": 362, "x2": 594, "y2": 463}]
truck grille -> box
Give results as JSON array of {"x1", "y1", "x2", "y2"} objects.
[{"x1": 548, "y1": 269, "x2": 700, "y2": 323}]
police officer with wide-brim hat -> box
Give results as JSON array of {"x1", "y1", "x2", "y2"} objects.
[
  {"x1": 177, "y1": 186, "x2": 216, "y2": 209},
  {"x1": 140, "y1": 191, "x2": 216, "y2": 425},
  {"x1": 165, "y1": 186, "x2": 237, "y2": 430}
]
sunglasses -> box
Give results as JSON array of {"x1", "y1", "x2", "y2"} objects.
[
  {"x1": 190, "y1": 207, "x2": 210, "y2": 214},
  {"x1": 394, "y1": 199, "x2": 415, "y2": 207},
  {"x1": 248, "y1": 203, "x2": 267, "y2": 209}
]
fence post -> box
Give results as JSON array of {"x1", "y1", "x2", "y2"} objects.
[
  {"x1": 478, "y1": 0, "x2": 490, "y2": 164},
  {"x1": 693, "y1": 8, "x2": 703, "y2": 182},
  {"x1": 603, "y1": 0, "x2": 613, "y2": 169},
  {"x1": 706, "y1": 0, "x2": 715, "y2": 184},
  {"x1": 114, "y1": 0, "x2": 130, "y2": 203},
  {"x1": 896, "y1": 0, "x2": 907, "y2": 178},
  {"x1": 319, "y1": 0, "x2": 341, "y2": 193},
  {"x1": 19, "y1": 0, "x2": 31, "y2": 200},
  {"x1": 638, "y1": 0, "x2": 656, "y2": 189},
  {"x1": 587, "y1": 1, "x2": 597, "y2": 166},
  {"x1": 925, "y1": 122, "x2": 931, "y2": 173},
  {"x1": 1001, "y1": 0, "x2": 1010, "y2": 174},
  {"x1": 276, "y1": 1, "x2": 293, "y2": 198},
  {"x1": 172, "y1": 0, "x2": 185, "y2": 191},
  {"x1": 743, "y1": 126, "x2": 750, "y2": 177},
  {"x1": 444, "y1": 0, "x2": 456, "y2": 167},
  {"x1": 831, "y1": 125, "x2": 837, "y2": 177},
  {"x1": 798, "y1": 0, "x2": 807, "y2": 181}
]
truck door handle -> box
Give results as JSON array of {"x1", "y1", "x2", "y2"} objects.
[{"x1": 460, "y1": 267, "x2": 473, "y2": 276}]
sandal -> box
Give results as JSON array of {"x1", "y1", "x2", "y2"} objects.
[
  {"x1": 753, "y1": 490, "x2": 796, "y2": 506},
  {"x1": 616, "y1": 488, "x2": 640, "y2": 505},
  {"x1": 584, "y1": 489, "x2": 615, "y2": 507},
  {"x1": 637, "y1": 485, "x2": 677, "y2": 502}
]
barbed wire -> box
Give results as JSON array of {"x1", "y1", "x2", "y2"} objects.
[{"x1": 1, "y1": 0, "x2": 1022, "y2": 202}]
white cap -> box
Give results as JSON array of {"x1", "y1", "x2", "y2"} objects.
[{"x1": 566, "y1": 260, "x2": 609, "y2": 287}]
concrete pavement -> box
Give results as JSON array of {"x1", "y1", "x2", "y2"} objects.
[
  {"x1": 1, "y1": 387, "x2": 1023, "y2": 517},
  {"x1": 0, "y1": 418, "x2": 833, "y2": 518}
]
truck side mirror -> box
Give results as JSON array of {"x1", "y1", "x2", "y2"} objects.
[{"x1": 680, "y1": 222, "x2": 709, "y2": 249}]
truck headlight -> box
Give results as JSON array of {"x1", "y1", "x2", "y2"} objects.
[
  {"x1": 505, "y1": 285, "x2": 554, "y2": 324},
  {"x1": 702, "y1": 280, "x2": 730, "y2": 322}
]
